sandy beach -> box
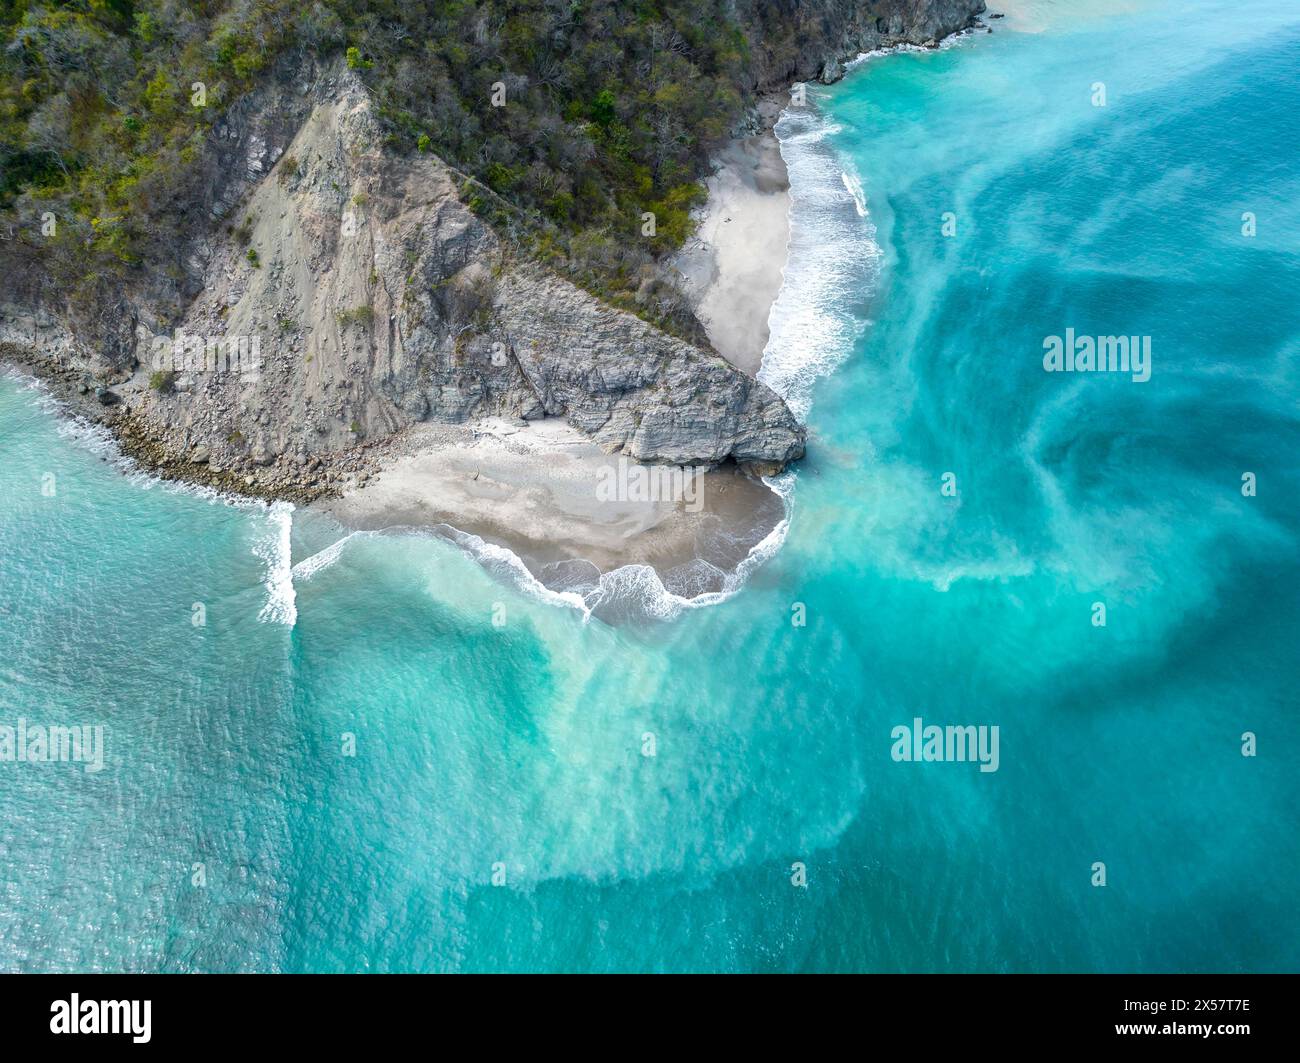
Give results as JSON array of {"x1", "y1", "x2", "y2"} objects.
[
  {"x1": 320, "y1": 417, "x2": 786, "y2": 597},
  {"x1": 671, "y1": 119, "x2": 791, "y2": 376}
]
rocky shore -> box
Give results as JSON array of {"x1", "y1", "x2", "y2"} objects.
[
  {"x1": 0, "y1": 1, "x2": 990, "y2": 580},
  {"x1": 737, "y1": 0, "x2": 987, "y2": 89},
  {"x1": 0, "y1": 341, "x2": 376, "y2": 504},
  {"x1": 1, "y1": 72, "x2": 805, "y2": 507}
]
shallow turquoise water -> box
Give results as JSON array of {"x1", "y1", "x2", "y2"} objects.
[{"x1": 1, "y1": 0, "x2": 1297, "y2": 972}]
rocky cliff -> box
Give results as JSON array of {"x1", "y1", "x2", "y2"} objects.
[{"x1": 738, "y1": 0, "x2": 987, "y2": 85}]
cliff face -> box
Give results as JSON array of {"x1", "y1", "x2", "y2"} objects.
[
  {"x1": 1, "y1": 68, "x2": 803, "y2": 493},
  {"x1": 735, "y1": 0, "x2": 987, "y2": 86}
]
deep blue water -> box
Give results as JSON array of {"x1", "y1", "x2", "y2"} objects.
[{"x1": 1, "y1": 0, "x2": 1297, "y2": 971}]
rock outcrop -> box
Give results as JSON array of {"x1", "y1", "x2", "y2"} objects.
[
  {"x1": 736, "y1": 0, "x2": 988, "y2": 87},
  {"x1": 1, "y1": 69, "x2": 804, "y2": 491}
]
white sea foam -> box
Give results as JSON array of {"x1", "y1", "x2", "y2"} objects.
[
  {"x1": 425, "y1": 503, "x2": 795, "y2": 625},
  {"x1": 291, "y1": 532, "x2": 368, "y2": 582},
  {"x1": 6, "y1": 369, "x2": 152, "y2": 486},
  {"x1": 254, "y1": 502, "x2": 297, "y2": 626},
  {"x1": 5, "y1": 368, "x2": 317, "y2": 626},
  {"x1": 844, "y1": 20, "x2": 984, "y2": 72},
  {"x1": 762, "y1": 106, "x2": 881, "y2": 422},
  {"x1": 320, "y1": 98, "x2": 871, "y2": 623},
  {"x1": 583, "y1": 510, "x2": 793, "y2": 622},
  {"x1": 54, "y1": 417, "x2": 165, "y2": 491},
  {"x1": 5, "y1": 367, "x2": 272, "y2": 512},
  {"x1": 2, "y1": 89, "x2": 877, "y2": 626},
  {"x1": 367, "y1": 105, "x2": 870, "y2": 622},
  {"x1": 841, "y1": 170, "x2": 868, "y2": 216},
  {"x1": 437, "y1": 525, "x2": 595, "y2": 620}
]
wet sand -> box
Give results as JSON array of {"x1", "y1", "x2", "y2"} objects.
[
  {"x1": 319, "y1": 418, "x2": 786, "y2": 594},
  {"x1": 320, "y1": 126, "x2": 795, "y2": 595}
]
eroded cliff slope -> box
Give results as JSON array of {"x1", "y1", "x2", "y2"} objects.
[{"x1": 2, "y1": 68, "x2": 804, "y2": 497}]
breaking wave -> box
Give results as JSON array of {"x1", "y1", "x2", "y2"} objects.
[
  {"x1": 299, "y1": 96, "x2": 879, "y2": 624},
  {"x1": 254, "y1": 501, "x2": 297, "y2": 626},
  {"x1": 761, "y1": 105, "x2": 880, "y2": 422},
  {"x1": 292, "y1": 531, "x2": 365, "y2": 582},
  {"x1": 441, "y1": 510, "x2": 793, "y2": 624},
  {"x1": 5, "y1": 367, "x2": 302, "y2": 627}
]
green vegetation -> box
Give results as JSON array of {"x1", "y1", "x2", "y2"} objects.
[
  {"x1": 2, "y1": 1, "x2": 758, "y2": 340},
  {"x1": 1, "y1": 0, "x2": 307, "y2": 295},
  {"x1": 148, "y1": 368, "x2": 175, "y2": 392},
  {"x1": 334, "y1": 0, "x2": 743, "y2": 336},
  {"x1": 335, "y1": 304, "x2": 374, "y2": 328}
]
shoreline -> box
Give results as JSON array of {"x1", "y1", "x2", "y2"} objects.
[
  {"x1": 318, "y1": 417, "x2": 787, "y2": 600},
  {"x1": 2, "y1": 13, "x2": 992, "y2": 602},
  {"x1": 0, "y1": 342, "x2": 377, "y2": 505},
  {"x1": 0, "y1": 7, "x2": 997, "y2": 615},
  {"x1": 670, "y1": 98, "x2": 792, "y2": 377},
  {"x1": 0, "y1": 355, "x2": 789, "y2": 603},
  {"x1": 0, "y1": 104, "x2": 803, "y2": 602},
  {"x1": 1, "y1": 77, "x2": 829, "y2": 607},
  {"x1": 0, "y1": 361, "x2": 789, "y2": 615}
]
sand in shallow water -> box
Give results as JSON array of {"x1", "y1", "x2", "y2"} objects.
[{"x1": 319, "y1": 418, "x2": 785, "y2": 595}]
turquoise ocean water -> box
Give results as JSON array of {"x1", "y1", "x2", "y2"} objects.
[{"x1": 2, "y1": 0, "x2": 1297, "y2": 972}]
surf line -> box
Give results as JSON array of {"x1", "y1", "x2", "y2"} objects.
[{"x1": 255, "y1": 501, "x2": 297, "y2": 626}]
